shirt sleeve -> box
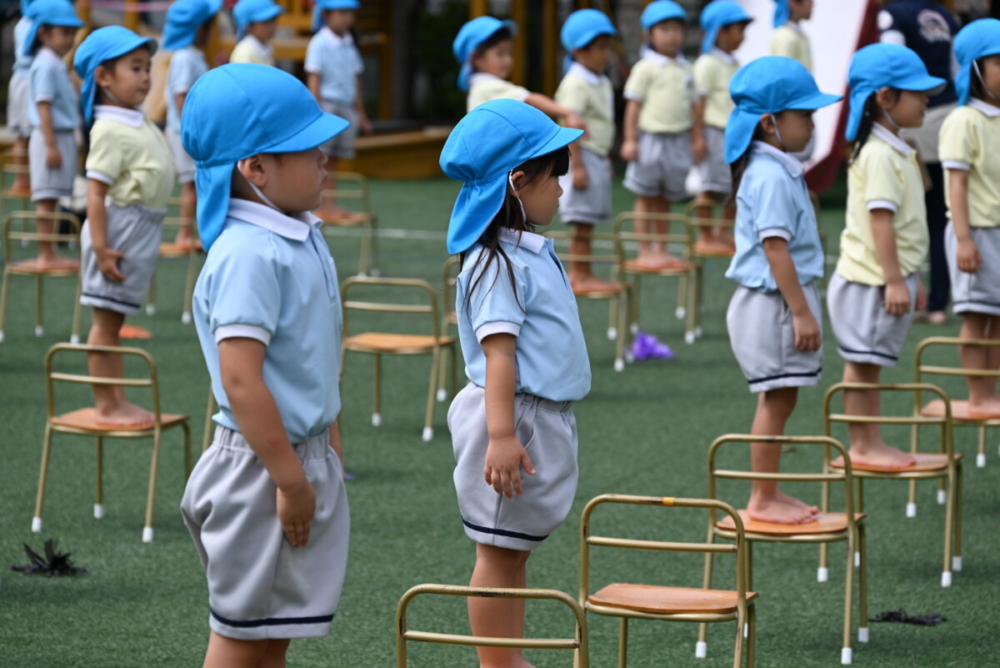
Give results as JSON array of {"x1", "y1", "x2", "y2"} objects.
[
  {"x1": 749, "y1": 170, "x2": 798, "y2": 239},
  {"x1": 205, "y1": 242, "x2": 282, "y2": 345},
  {"x1": 167, "y1": 51, "x2": 198, "y2": 95},
  {"x1": 692, "y1": 56, "x2": 714, "y2": 98},
  {"x1": 352, "y1": 45, "x2": 364, "y2": 74},
  {"x1": 861, "y1": 148, "x2": 905, "y2": 211},
  {"x1": 769, "y1": 29, "x2": 796, "y2": 60},
  {"x1": 939, "y1": 110, "x2": 975, "y2": 172},
  {"x1": 304, "y1": 35, "x2": 323, "y2": 73},
  {"x1": 556, "y1": 74, "x2": 588, "y2": 114},
  {"x1": 461, "y1": 255, "x2": 528, "y2": 342},
  {"x1": 32, "y1": 61, "x2": 56, "y2": 102},
  {"x1": 623, "y1": 60, "x2": 649, "y2": 102},
  {"x1": 84, "y1": 123, "x2": 123, "y2": 184}
]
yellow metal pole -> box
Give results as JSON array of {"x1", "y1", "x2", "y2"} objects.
[
  {"x1": 124, "y1": 0, "x2": 140, "y2": 31},
  {"x1": 470, "y1": 0, "x2": 489, "y2": 19},
  {"x1": 543, "y1": 0, "x2": 557, "y2": 96},
  {"x1": 512, "y1": 0, "x2": 526, "y2": 85}
]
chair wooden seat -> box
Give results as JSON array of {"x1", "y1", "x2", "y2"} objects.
[
  {"x1": 159, "y1": 242, "x2": 197, "y2": 258},
  {"x1": 921, "y1": 399, "x2": 1000, "y2": 423},
  {"x1": 344, "y1": 332, "x2": 455, "y2": 354},
  {"x1": 830, "y1": 452, "x2": 961, "y2": 473},
  {"x1": 693, "y1": 241, "x2": 735, "y2": 258},
  {"x1": 4, "y1": 187, "x2": 32, "y2": 199},
  {"x1": 51, "y1": 408, "x2": 189, "y2": 432},
  {"x1": 589, "y1": 583, "x2": 757, "y2": 615},
  {"x1": 8, "y1": 257, "x2": 80, "y2": 276},
  {"x1": 573, "y1": 282, "x2": 627, "y2": 297},
  {"x1": 622, "y1": 258, "x2": 693, "y2": 275},
  {"x1": 320, "y1": 212, "x2": 370, "y2": 226},
  {"x1": 716, "y1": 510, "x2": 865, "y2": 536}
]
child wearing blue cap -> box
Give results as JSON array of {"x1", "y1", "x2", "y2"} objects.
[
  {"x1": 25, "y1": 0, "x2": 83, "y2": 270},
  {"x1": 939, "y1": 18, "x2": 1000, "y2": 419},
  {"x1": 229, "y1": 0, "x2": 283, "y2": 66},
  {"x1": 441, "y1": 98, "x2": 589, "y2": 668},
  {"x1": 724, "y1": 56, "x2": 840, "y2": 524},
  {"x1": 621, "y1": 0, "x2": 696, "y2": 269},
  {"x1": 556, "y1": 8, "x2": 618, "y2": 290},
  {"x1": 164, "y1": 0, "x2": 220, "y2": 251},
  {"x1": 828, "y1": 43, "x2": 944, "y2": 470},
  {"x1": 179, "y1": 63, "x2": 351, "y2": 665},
  {"x1": 770, "y1": 0, "x2": 813, "y2": 72},
  {"x1": 73, "y1": 26, "x2": 174, "y2": 427},
  {"x1": 7, "y1": 0, "x2": 37, "y2": 194}
]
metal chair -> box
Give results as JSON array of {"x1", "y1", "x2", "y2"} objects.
[
  {"x1": 1, "y1": 148, "x2": 32, "y2": 207},
  {"x1": 319, "y1": 171, "x2": 380, "y2": 277},
  {"x1": 822, "y1": 382, "x2": 964, "y2": 587},
  {"x1": 704, "y1": 435, "x2": 867, "y2": 665},
  {"x1": 685, "y1": 199, "x2": 736, "y2": 260},
  {"x1": 32, "y1": 343, "x2": 191, "y2": 543},
  {"x1": 147, "y1": 197, "x2": 201, "y2": 323},
  {"x1": 395, "y1": 583, "x2": 589, "y2": 668},
  {"x1": 340, "y1": 277, "x2": 457, "y2": 441},
  {"x1": 0, "y1": 211, "x2": 83, "y2": 343},
  {"x1": 580, "y1": 494, "x2": 756, "y2": 668}
]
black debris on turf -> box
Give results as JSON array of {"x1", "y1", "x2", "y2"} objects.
[
  {"x1": 11, "y1": 540, "x2": 88, "y2": 577},
  {"x1": 869, "y1": 609, "x2": 946, "y2": 626}
]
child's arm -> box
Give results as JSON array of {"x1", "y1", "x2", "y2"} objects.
[
  {"x1": 354, "y1": 75, "x2": 372, "y2": 134},
  {"x1": 36, "y1": 102, "x2": 61, "y2": 169},
  {"x1": 175, "y1": 92, "x2": 187, "y2": 119},
  {"x1": 524, "y1": 92, "x2": 586, "y2": 134},
  {"x1": 691, "y1": 97, "x2": 707, "y2": 164},
  {"x1": 947, "y1": 169, "x2": 980, "y2": 273},
  {"x1": 620, "y1": 99, "x2": 641, "y2": 162},
  {"x1": 306, "y1": 73, "x2": 321, "y2": 103},
  {"x1": 763, "y1": 237, "x2": 820, "y2": 351},
  {"x1": 481, "y1": 333, "x2": 535, "y2": 499},
  {"x1": 870, "y1": 208, "x2": 912, "y2": 315},
  {"x1": 218, "y1": 337, "x2": 316, "y2": 548},
  {"x1": 86, "y1": 180, "x2": 125, "y2": 282},
  {"x1": 568, "y1": 141, "x2": 587, "y2": 190}
]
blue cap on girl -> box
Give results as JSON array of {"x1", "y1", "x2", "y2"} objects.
[
  {"x1": 560, "y1": 9, "x2": 616, "y2": 73},
  {"x1": 22, "y1": 0, "x2": 83, "y2": 56},
  {"x1": 180, "y1": 64, "x2": 350, "y2": 250},
  {"x1": 20, "y1": 0, "x2": 35, "y2": 19},
  {"x1": 953, "y1": 18, "x2": 1000, "y2": 106},
  {"x1": 73, "y1": 26, "x2": 157, "y2": 126},
  {"x1": 233, "y1": 0, "x2": 284, "y2": 40},
  {"x1": 845, "y1": 43, "x2": 946, "y2": 141},
  {"x1": 453, "y1": 16, "x2": 517, "y2": 92},
  {"x1": 162, "y1": 0, "x2": 222, "y2": 51},
  {"x1": 311, "y1": 0, "x2": 359, "y2": 33},
  {"x1": 773, "y1": 0, "x2": 790, "y2": 28},
  {"x1": 725, "y1": 55, "x2": 840, "y2": 163},
  {"x1": 699, "y1": 0, "x2": 752, "y2": 55},
  {"x1": 440, "y1": 99, "x2": 582, "y2": 254},
  {"x1": 641, "y1": 0, "x2": 687, "y2": 29}
]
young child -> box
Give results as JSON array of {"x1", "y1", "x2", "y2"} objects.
[
  {"x1": 441, "y1": 99, "x2": 590, "y2": 668},
  {"x1": 828, "y1": 43, "x2": 944, "y2": 469},
  {"x1": 306, "y1": 0, "x2": 371, "y2": 220},
  {"x1": 724, "y1": 56, "x2": 840, "y2": 523},
  {"x1": 229, "y1": 0, "x2": 283, "y2": 66},
  {"x1": 621, "y1": 0, "x2": 693, "y2": 269},
  {"x1": 693, "y1": 0, "x2": 753, "y2": 252},
  {"x1": 74, "y1": 27, "x2": 175, "y2": 426},
  {"x1": 8, "y1": 0, "x2": 37, "y2": 194},
  {"x1": 556, "y1": 8, "x2": 618, "y2": 290},
  {"x1": 24, "y1": 0, "x2": 83, "y2": 270},
  {"x1": 770, "y1": 0, "x2": 813, "y2": 71},
  {"x1": 163, "y1": 0, "x2": 220, "y2": 250},
  {"x1": 180, "y1": 63, "x2": 351, "y2": 666},
  {"x1": 940, "y1": 18, "x2": 1000, "y2": 418}
]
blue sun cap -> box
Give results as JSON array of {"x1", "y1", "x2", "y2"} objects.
[
  {"x1": 163, "y1": 0, "x2": 222, "y2": 51},
  {"x1": 699, "y1": 0, "x2": 753, "y2": 55},
  {"x1": 773, "y1": 0, "x2": 790, "y2": 28},
  {"x1": 20, "y1": 0, "x2": 35, "y2": 18},
  {"x1": 561, "y1": 9, "x2": 616, "y2": 72},
  {"x1": 725, "y1": 56, "x2": 841, "y2": 163},
  {"x1": 641, "y1": 0, "x2": 687, "y2": 29},
  {"x1": 453, "y1": 16, "x2": 518, "y2": 92},
  {"x1": 311, "y1": 0, "x2": 360, "y2": 33},
  {"x1": 846, "y1": 43, "x2": 947, "y2": 141},
  {"x1": 181, "y1": 64, "x2": 349, "y2": 251},
  {"x1": 233, "y1": 0, "x2": 284, "y2": 40},
  {"x1": 22, "y1": 0, "x2": 83, "y2": 56},
  {"x1": 953, "y1": 18, "x2": 1000, "y2": 106},
  {"x1": 440, "y1": 99, "x2": 583, "y2": 254},
  {"x1": 73, "y1": 26, "x2": 157, "y2": 126}
]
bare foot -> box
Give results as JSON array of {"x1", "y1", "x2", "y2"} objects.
[
  {"x1": 570, "y1": 274, "x2": 619, "y2": 293},
  {"x1": 747, "y1": 490, "x2": 819, "y2": 525},
  {"x1": 926, "y1": 311, "x2": 948, "y2": 325},
  {"x1": 9, "y1": 177, "x2": 31, "y2": 193},
  {"x1": 95, "y1": 402, "x2": 156, "y2": 428},
  {"x1": 847, "y1": 442, "x2": 916, "y2": 470},
  {"x1": 315, "y1": 200, "x2": 350, "y2": 221},
  {"x1": 31, "y1": 254, "x2": 79, "y2": 271},
  {"x1": 968, "y1": 396, "x2": 1000, "y2": 419},
  {"x1": 174, "y1": 227, "x2": 193, "y2": 246}
]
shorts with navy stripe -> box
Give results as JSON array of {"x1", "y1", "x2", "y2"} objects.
[
  {"x1": 827, "y1": 271, "x2": 919, "y2": 367},
  {"x1": 945, "y1": 222, "x2": 1000, "y2": 317}
]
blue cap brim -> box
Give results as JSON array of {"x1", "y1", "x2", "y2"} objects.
[
  {"x1": 896, "y1": 73, "x2": 948, "y2": 95},
  {"x1": 787, "y1": 91, "x2": 843, "y2": 111},
  {"x1": 267, "y1": 112, "x2": 350, "y2": 155}
]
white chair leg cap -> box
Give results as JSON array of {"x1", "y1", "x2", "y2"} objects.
[
  {"x1": 70, "y1": 334, "x2": 80, "y2": 344},
  {"x1": 629, "y1": 323, "x2": 638, "y2": 335},
  {"x1": 906, "y1": 502, "x2": 917, "y2": 518},
  {"x1": 817, "y1": 567, "x2": 829, "y2": 583},
  {"x1": 142, "y1": 527, "x2": 154, "y2": 543},
  {"x1": 436, "y1": 388, "x2": 448, "y2": 402},
  {"x1": 371, "y1": 413, "x2": 381, "y2": 427},
  {"x1": 937, "y1": 489, "x2": 947, "y2": 505},
  {"x1": 855, "y1": 551, "x2": 861, "y2": 567},
  {"x1": 953, "y1": 556, "x2": 962, "y2": 572},
  {"x1": 369, "y1": 268, "x2": 381, "y2": 278},
  {"x1": 31, "y1": 517, "x2": 42, "y2": 533},
  {"x1": 145, "y1": 304, "x2": 156, "y2": 316},
  {"x1": 858, "y1": 627, "x2": 869, "y2": 643},
  {"x1": 695, "y1": 641, "x2": 707, "y2": 659},
  {"x1": 624, "y1": 350, "x2": 635, "y2": 364},
  {"x1": 606, "y1": 327, "x2": 617, "y2": 340},
  {"x1": 744, "y1": 623, "x2": 748, "y2": 638},
  {"x1": 841, "y1": 647, "x2": 852, "y2": 665},
  {"x1": 181, "y1": 312, "x2": 192, "y2": 325},
  {"x1": 614, "y1": 358, "x2": 625, "y2": 372},
  {"x1": 0, "y1": 330, "x2": 5, "y2": 343},
  {"x1": 694, "y1": 326, "x2": 703, "y2": 338},
  {"x1": 94, "y1": 504, "x2": 104, "y2": 519},
  {"x1": 422, "y1": 427, "x2": 433, "y2": 442},
  {"x1": 976, "y1": 453, "x2": 986, "y2": 468},
  {"x1": 685, "y1": 331, "x2": 696, "y2": 345},
  {"x1": 941, "y1": 571, "x2": 952, "y2": 587},
  {"x1": 675, "y1": 306, "x2": 686, "y2": 320},
  {"x1": 34, "y1": 325, "x2": 44, "y2": 337}
]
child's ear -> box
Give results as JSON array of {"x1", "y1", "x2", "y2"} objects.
[
  {"x1": 237, "y1": 155, "x2": 268, "y2": 187},
  {"x1": 875, "y1": 87, "x2": 897, "y2": 110},
  {"x1": 94, "y1": 64, "x2": 113, "y2": 88},
  {"x1": 759, "y1": 113, "x2": 777, "y2": 135},
  {"x1": 509, "y1": 169, "x2": 527, "y2": 191}
]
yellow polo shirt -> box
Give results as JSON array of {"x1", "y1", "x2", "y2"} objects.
[
  {"x1": 229, "y1": 35, "x2": 275, "y2": 67},
  {"x1": 623, "y1": 50, "x2": 693, "y2": 134},
  {"x1": 693, "y1": 48, "x2": 739, "y2": 130},
  {"x1": 837, "y1": 125, "x2": 929, "y2": 285},
  {"x1": 770, "y1": 23, "x2": 812, "y2": 72},
  {"x1": 940, "y1": 99, "x2": 1000, "y2": 228},
  {"x1": 556, "y1": 62, "x2": 615, "y2": 156},
  {"x1": 467, "y1": 72, "x2": 529, "y2": 113}
]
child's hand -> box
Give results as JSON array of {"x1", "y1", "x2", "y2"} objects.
[
  {"x1": 791, "y1": 310, "x2": 821, "y2": 352},
  {"x1": 620, "y1": 139, "x2": 638, "y2": 162},
  {"x1": 45, "y1": 145, "x2": 62, "y2": 169},
  {"x1": 96, "y1": 247, "x2": 126, "y2": 282},
  {"x1": 573, "y1": 163, "x2": 588, "y2": 190},
  {"x1": 565, "y1": 112, "x2": 588, "y2": 137},
  {"x1": 692, "y1": 133, "x2": 707, "y2": 163},
  {"x1": 359, "y1": 113, "x2": 373, "y2": 135},
  {"x1": 884, "y1": 279, "x2": 911, "y2": 316},
  {"x1": 277, "y1": 478, "x2": 316, "y2": 548},
  {"x1": 957, "y1": 238, "x2": 981, "y2": 273},
  {"x1": 483, "y1": 435, "x2": 535, "y2": 499}
]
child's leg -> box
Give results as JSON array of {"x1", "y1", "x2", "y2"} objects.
[
  {"x1": 746, "y1": 387, "x2": 820, "y2": 524},
  {"x1": 568, "y1": 224, "x2": 616, "y2": 291},
  {"x1": 469, "y1": 543, "x2": 534, "y2": 668},
  {"x1": 12, "y1": 136, "x2": 30, "y2": 190},
  {"x1": 88, "y1": 307, "x2": 155, "y2": 426},
  {"x1": 633, "y1": 195, "x2": 658, "y2": 265},
  {"x1": 33, "y1": 198, "x2": 75, "y2": 268},
  {"x1": 203, "y1": 632, "x2": 271, "y2": 668},
  {"x1": 257, "y1": 638, "x2": 292, "y2": 668},
  {"x1": 842, "y1": 362, "x2": 916, "y2": 468},
  {"x1": 174, "y1": 182, "x2": 197, "y2": 247},
  {"x1": 960, "y1": 313, "x2": 1000, "y2": 415}
]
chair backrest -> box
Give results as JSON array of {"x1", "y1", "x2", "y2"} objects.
[
  {"x1": 340, "y1": 276, "x2": 443, "y2": 340},
  {"x1": 684, "y1": 200, "x2": 732, "y2": 233},
  {"x1": 3, "y1": 212, "x2": 81, "y2": 263},
  {"x1": 1, "y1": 149, "x2": 29, "y2": 183},
  {"x1": 546, "y1": 228, "x2": 620, "y2": 266},
  {"x1": 915, "y1": 336, "x2": 1000, "y2": 388},
  {"x1": 612, "y1": 212, "x2": 694, "y2": 261},
  {"x1": 579, "y1": 494, "x2": 751, "y2": 607},
  {"x1": 322, "y1": 171, "x2": 372, "y2": 218},
  {"x1": 442, "y1": 255, "x2": 460, "y2": 310},
  {"x1": 395, "y1": 583, "x2": 589, "y2": 668}
]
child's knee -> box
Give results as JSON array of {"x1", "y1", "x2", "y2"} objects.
[{"x1": 476, "y1": 543, "x2": 530, "y2": 571}]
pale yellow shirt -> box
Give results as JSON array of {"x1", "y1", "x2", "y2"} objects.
[
  {"x1": 940, "y1": 99, "x2": 1000, "y2": 229},
  {"x1": 770, "y1": 23, "x2": 812, "y2": 72},
  {"x1": 837, "y1": 124, "x2": 929, "y2": 285},
  {"x1": 85, "y1": 106, "x2": 175, "y2": 210},
  {"x1": 623, "y1": 50, "x2": 693, "y2": 134},
  {"x1": 467, "y1": 73, "x2": 529, "y2": 113},
  {"x1": 229, "y1": 35, "x2": 275, "y2": 67},
  {"x1": 693, "y1": 48, "x2": 739, "y2": 129},
  {"x1": 555, "y1": 62, "x2": 614, "y2": 156}
]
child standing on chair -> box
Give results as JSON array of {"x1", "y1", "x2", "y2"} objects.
[
  {"x1": 828, "y1": 43, "x2": 944, "y2": 468},
  {"x1": 725, "y1": 57, "x2": 840, "y2": 523},
  {"x1": 621, "y1": 0, "x2": 694, "y2": 269},
  {"x1": 25, "y1": 0, "x2": 83, "y2": 270},
  {"x1": 180, "y1": 64, "x2": 351, "y2": 667},
  {"x1": 229, "y1": 0, "x2": 283, "y2": 66},
  {"x1": 74, "y1": 27, "x2": 175, "y2": 426},
  {"x1": 8, "y1": 0, "x2": 38, "y2": 194},
  {"x1": 442, "y1": 99, "x2": 589, "y2": 668},
  {"x1": 940, "y1": 19, "x2": 1000, "y2": 418},
  {"x1": 770, "y1": 0, "x2": 815, "y2": 162}
]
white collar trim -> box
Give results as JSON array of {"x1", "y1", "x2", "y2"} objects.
[
  {"x1": 970, "y1": 97, "x2": 1000, "y2": 117},
  {"x1": 320, "y1": 26, "x2": 354, "y2": 47},
  {"x1": 871, "y1": 123, "x2": 914, "y2": 156},
  {"x1": 710, "y1": 47, "x2": 737, "y2": 64},
  {"x1": 568, "y1": 61, "x2": 605, "y2": 86},
  {"x1": 37, "y1": 46, "x2": 65, "y2": 68},
  {"x1": 641, "y1": 47, "x2": 687, "y2": 67},
  {"x1": 783, "y1": 21, "x2": 805, "y2": 35},
  {"x1": 751, "y1": 141, "x2": 804, "y2": 178},
  {"x1": 469, "y1": 71, "x2": 506, "y2": 86},
  {"x1": 227, "y1": 198, "x2": 322, "y2": 241},
  {"x1": 94, "y1": 105, "x2": 144, "y2": 127},
  {"x1": 246, "y1": 33, "x2": 273, "y2": 57},
  {"x1": 499, "y1": 228, "x2": 545, "y2": 253}
]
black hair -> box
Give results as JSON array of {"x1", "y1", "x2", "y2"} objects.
[
  {"x1": 850, "y1": 89, "x2": 899, "y2": 163},
  {"x1": 969, "y1": 57, "x2": 988, "y2": 102},
  {"x1": 474, "y1": 26, "x2": 514, "y2": 59},
  {"x1": 462, "y1": 146, "x2": 570, "y2": 313},
  {"x1": 193, "y1": 15, "x2": 216, "y2": 48},
  {"x1": 725, "y1": 119, "x2": 771, "y2": 207}
]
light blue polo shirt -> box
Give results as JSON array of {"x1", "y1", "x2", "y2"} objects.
[
  {"x1": 13, "y1": 17, "x2": 33, "y2": 76},
  {"x1": 166, "y1": 45, "x2": 209, "y2": 131},
  {"x1": 725, "y1": 141, "x2": 824, "y2": 292},
  {"x1": 456, "y1": 229, "x2": 591, "y2": 402},
  {"x1": 28, "y1": 47, "x2": 79, "y2": 130},
  {"x1": 304, "y1": 26, "x2": 363, "y2": 105},
  {"x1": 193, "y1": 199, "x2": 343, "y2": 444}
]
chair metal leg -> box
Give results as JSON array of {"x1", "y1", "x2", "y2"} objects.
[
  {"x1": 181, "y1": 251, "x2": 197, "y2": 324},
  {"x1": 953, "y1": 461, "x2": 964, "y2": 572},
  {"x1": 685, "y1": 269, "x2": 697, "y2": 344},
  {"x1": 143, "y1": 430, "x2": 162, "y2": 543},
  {"x1": 33, "y1": 425, "x2": 54, "y2": 532},
  {"x1": 423, "y1": 347, "x2": 441, "y2": 441},
  {"x1": 676, "y1": 270, "x2": 688, "y2": 320},
  {"x1": 0, "y1": 267, "x2": 11, "y2": 341},
  {"x1": 35, "y1": 273, "x2": 43, "y2": 336},
  {"x1": 842, "y1": 532, "x2": 856, "y2": 664},
  {"x1": 369, "y1": 215, "x2": 381, "y2": 276},
  {"x1": 614, "y1": 290, "x2": 627, "y2": 372},
  {"x1": 70, "y1": 275, "x2": 82, "y2": 344},
  {"x1": 357, "y1": 219, "x2": 370, "y2": 277},
  {"x1": 617, "y1": 616, "x2": 628, "y2": 668},
  {"x1": 858, "y1": 523, "x2": 869, "y2": 643},
  {"x1": 94, "y1": 436, "x2": 104, "y2": 519},
  {"x1": 746, "y1": 602, "x2": 757, "y2": 668},
  {"x1": 146, "y1": 271, "x2": 157, "y2": 316},
  {"x1": 977, "y1": 425, "x2": 986, "y2": 468},
  {"x1": 436, "y1": 341, "x2": 449, "y2": 402},
  {"x1": 732, "y1": 609, "x2": 745, "y2": 668},
  {"x1": 941, "y1": 465, "x2": 956, "y2": 586},
  {"x1": 630, "y1": 275, "x2": 640, "y2": 335},
  {"x1": 698, "y1": 528, "x2": 716, "y2": 658},
  {"x1": 746, "y1": 541, "x2": 754, "y2": 590},
  {"x1": 372, "y1": 353, "x2": 382, "y2": 427}
]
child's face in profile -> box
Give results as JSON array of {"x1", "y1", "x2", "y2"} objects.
[
  {"x1": 881, "y1": 88, "x2": 929, "y2": 129},
  {"x1": 472, "y1": 38, "x2": 515, "y2": 80},
  {"x1": 248, "y1": 18, "x2": 278, "y2": 43},
  {"x1": 512, "y1": 168, "x2": 562, "y2": 226},
  {"x1": 768, "y1": 109, "x2": 814, "y2": 153},
  {"x1": 790, "y1": 0, "x2": 814, "y2": 21},
  {"x1": 979, "y1": 54, "x2": 1000, "y2": 103},
  {"x1": 325, "y1": 9, "x2": 355, "y2": 35},
  {"x1": 261, "y1": 148, "x2": 329, "y2": 213},
  {"x1": 717, "y1": 22, "x2": 747, "y2": 52},
  {"x1": 648, "y1": 19, "x2": 684, "y2": 57},
  {"x1": 573, "y1": 35, "x2": 612, "y2": 74},
  {"x1": 95, "y1": 46, "x2": 152, "y2": 108},
  {"x1": 40, "y1": 25, "x2": 77, "y2": 57}
]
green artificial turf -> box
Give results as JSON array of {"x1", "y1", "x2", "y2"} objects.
[{"x1": 0, "y1": 177, "x2": 997, "y2": 668}]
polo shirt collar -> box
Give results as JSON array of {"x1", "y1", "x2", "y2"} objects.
[
  {"x1": 785, "y1": 20, "x2": 805, "y2": 35},
  {"x1": 321, "y1": 26, "x2": 354, "y2": 47},
  {"x1": 469, "y1": 72, "x2": 505, "y2": 87},
  {"x1": 710, "y1": 47, "x2": 737, "y2": 64},
  {"x1": 641, "y1": 47, "x2": 687, "y2": 67},
  {"x1": 752, "y1": 141, "x2": 803, "y2": 178},
  {"x1": 94, "y1": 105, "x2": 144, "y2": 128},
  {"x1": 871, "y1": 122, "x2": 914, "y2": 156},
  {"x1": 227, "y1": 198, "x2": 322, "y2": 242},
  {"x1": 568, "y1": 61, "x2": 603, "y2": 86},
  {"x1": 970, "y1": 97, "x2": 1000, "y2": 118},
  {"x1": 499, "y1": 227, "x2": 545, "y2": 253},
  {"x1": 247, "y1": 34, "x2": 273, "y2": 57},
  {"x1": 37, "y1": 46, "x2": 65, "y2": 69}
]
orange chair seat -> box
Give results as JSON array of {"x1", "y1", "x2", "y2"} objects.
[
  {"x1": 922, "y1": 399, "x2": 1000, "y2": 423},
  {"x1": 51, "y1": 408, "x2": 188, "y2": 432},
  {"x1": 159, "y1": 242, "x2": 198, "y2": 258},
  {"x1": 694, "y1": 241, "x2": 735, "y2": 258},
  {"x1": 830, "y1": 452, "x2": 960, "y2": 473},
  {"x1": 8, "y1": 257, "x2": 79, "y2": 275},
  {"x1": 4, "y1": 187, "x2": 32, "y2": 199},
  {"x1": 344, "y1": 332, "x2": 454, "y2": 353},
  {"x1": 320, "y1": 212, "x2": 370, "y2": 226},
  {"x1": 622, "y1": 258, "x2": 693, "y2": 275},
  {"x1": 589, "y1": 583, "x2": 757, "y2": 615},
  {"x1": 573, "y1": 282, "x2": 626, "y2": 297},
  {"x1": 716, "y1": 510, "x2": 864, "y2": 536}
]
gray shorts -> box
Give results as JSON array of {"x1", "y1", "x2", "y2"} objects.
[
  {"x1": 727, "y1": 284, "x2": 823, "y2": 393},
  {"x1": 319, "y1": 100, "x2": 357, "y2": 159},
  {"x1": 945, "y1": 222, "x2": 1000, "y2": 316},
  {"x1": 559, "y1": 147, "x2": 611, "y2": 224},
  {"x1": 80, "y1": 202, "x2": 165, "y2": 315},
  {"x1": 166, "y1": 126, "x2": 195, "y2": 184},
  {"x1": 698, "y1": 125, "x2": 731, "y2": 195},
  {"x1": 623, "y1": 131, "x2": 692, "y2": 201},
  {"x1": 448, "y1": 383, "x2": 578, "y2": 552},
  {"x1": 181, "y1": 426, "x2": 350, "y2": 640},
  {"x1": 7, "y1": 74, "x2": 30, "y2": 138},
  {"x1": 827, "y1": 271, "x2": 919, "y2": 367},
  {"x1": 29, "y1": 129, "x2": 77, "y2": 201}
]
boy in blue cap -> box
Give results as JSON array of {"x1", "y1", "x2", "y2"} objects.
[
  {"x1": 7, "y1": 0, "x2": 37, "y2": 195},
  {"x1": 442, "y1": 98, "x2": 588, "y2": 668},
  {"x1": 230, "y1": 0, "x2": 283, "y2": 66},
  {"x1": 770, "y1": 0, "x2": 813, "y2": 71},
  {"x1": 73, "y1": 26, "x2": 174, "y2": 429},
  {"x1": 179, "y1": 64, "x2": 351, "y2": 667}
]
